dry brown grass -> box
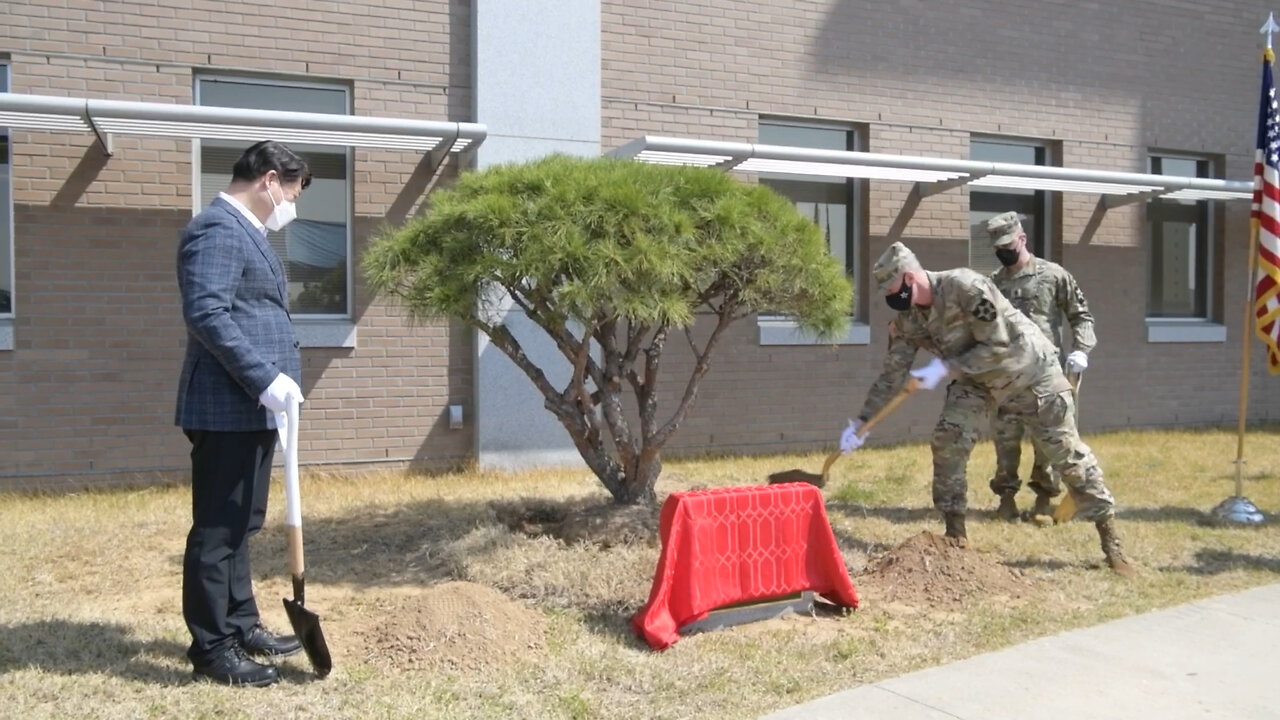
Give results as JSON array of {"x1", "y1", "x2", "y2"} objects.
[{"x1": 1, "y1": 427, "x2": 1278, "y2": 719}]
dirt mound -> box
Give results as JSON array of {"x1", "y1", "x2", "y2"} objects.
[
  {"x1": 492, "y1": 497, "x2": 659, "y2": 548},
  {"x1": 855, "y1": 531, "x2": 1035, "y2": 608},
  {"x1": 352, "y1": 581, "x2": 548, "y2": 673}
]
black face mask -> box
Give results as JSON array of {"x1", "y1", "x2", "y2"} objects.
[
  {"x1": 995, "y1": 247, "x2": 1020, "y2": 267},
  {"x1": 885, "y1": 280, "x2": 914, "y2": 311}
]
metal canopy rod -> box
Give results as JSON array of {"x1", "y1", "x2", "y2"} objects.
[
  {"x1": 0, "y1": 92, "x2": 487, "y2": 152},
  {"x1": 611, "y1": 135, "x2": 1254, "y2": 199},
  {"x1": 917, "y1": 171, "x2": 989, "y2": 197}
]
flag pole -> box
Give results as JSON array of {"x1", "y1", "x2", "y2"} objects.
[
  {"x1": 1234, "y1": 209, "x2": 1260, "y2": 499},
  {"x1": 1212, "y1": 16, "x2": 1274, "y2": 526}
]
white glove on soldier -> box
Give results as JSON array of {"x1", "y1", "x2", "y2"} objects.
[
  {"x1": 839, "y1": 419, "x2": 865, "y2": 454},
  {"x1": 1066, "y1": 351, "x2": 1088, "y2": 374},
  {"x1": 909, "y1": 357, "x2": 951, "y2": 390}
]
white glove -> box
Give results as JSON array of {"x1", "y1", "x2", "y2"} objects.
[
  {"x1": 1066, "y1": 351, "x2": 1088, "y2": 374},
  {"x1": 259, "y1": 373, "x2": 303, "y2": 451},
  {"x1": 258, "y1": 372, "x2": 303, "y2": 413},
  {"x1": 909, "y1": 357, "x2": 951, "y2": 390},
  {"x1": 839, "y1": 419, "x2": 865, "y2": 454}
]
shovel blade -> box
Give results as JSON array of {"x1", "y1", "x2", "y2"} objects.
[
  {"x1": 283, "y1": 596, "x2": 333, "y2": 678},
  {"x1": 766, "y1": 469, "x2": 827, "y2": 488}
]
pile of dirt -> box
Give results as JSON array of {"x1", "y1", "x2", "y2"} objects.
[
  {"x1": 855, "y1": 531, "x2": 1035, "y2": 608},
  {"x1": 352, "y1": 581, "x2": 548, "y2": 673}
]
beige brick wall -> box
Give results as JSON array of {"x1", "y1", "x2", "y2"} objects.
[
  {"x1": 4, "y1": 0, "x2": 1278, "y2": 489},
  {"x1": 601, "y1": 0, "x2": 1280, "y2": 458},
  {"x1": 0, "y1": 1, "x2": 473, "y2": 488}
]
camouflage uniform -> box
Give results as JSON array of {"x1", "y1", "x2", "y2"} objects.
[
  {"x1": 857, "y1": 242, "x2": 1115, "y2": 522},
  {"x1": 986, "y1": 212, "x2": 1097, "y2": 505}
]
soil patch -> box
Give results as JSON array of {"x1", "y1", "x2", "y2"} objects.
[
  {"x1": 855, "y1": 531, "x2": 1035, "y2": 608},
  {"x1": 350, "y1": 581, "x2": 548, "y2": 673},
  {"x1": 492, "y1": 497, "x2": 659, "y2": 548}
]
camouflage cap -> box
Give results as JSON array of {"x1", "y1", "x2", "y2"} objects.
[
  {"x1": 986, "y1": 211, "x2": 1024, "y2": 247},
  {"x1": 871, "y1": 241, "x2": 923, "y2": 292}
]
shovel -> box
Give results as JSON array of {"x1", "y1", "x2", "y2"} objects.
[
  {"x1": 768, "y1": 376, "x2": 922, "y2": 487},
  {"x1": 281, "y1": 392, "x2": 333, "y2": 678}
]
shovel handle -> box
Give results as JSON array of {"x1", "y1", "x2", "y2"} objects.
[
  {"x1": 283, "y1": 393, "x2": 305, "y2": 577},
  {"x1": 858, "y1": 376, "x2": 922, "y2": 439},
  {"x1": 819, "y1": 376, "x2": 924, "y2": 477}
]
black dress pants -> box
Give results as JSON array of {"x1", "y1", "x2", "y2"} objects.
[{"x1": 182, "y1": 428, "x2": 276, "y2": 663}]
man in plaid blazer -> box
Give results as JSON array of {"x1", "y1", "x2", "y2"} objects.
[{"x1": 174, "y1": 140, "x2": 310, "y2": 687}]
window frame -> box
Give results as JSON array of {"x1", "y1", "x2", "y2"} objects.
[
  {"x1": 755, "y1": 117, "x2": 869, "y2": 345},
  {"x1": 192, "y1": 74, "x2": 356, "y2": 322},
  {"x1": 968, "y1": 136, "x2": 1054, "y2": 271},
  {"x1": 1, "y1": 60, "x2": 13, "y2": 323},
  {"x1": 1144, "y1": 152, "x2": 1223, "y2": 342}
]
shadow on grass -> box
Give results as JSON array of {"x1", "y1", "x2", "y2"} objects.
[
  {"x1": 1115, "y1": 506, "x2": 1213, "y2": 525},
  {"x1": 1002, "y1": 557, "x2": 1081, "y2": 572},
  {"x1": 1181, "y1": 548, "x2": 1280, "y2": 575},
  {"x1": 579, "y1": 609, "x2": 651, "y2": 650},
  {"x1": 168, "y1": 498, "x2": 503, "y2": 590},
  {"x1": 830, "y1": 525, "x2": 893, "y2": 558},
  {"x1": 826, "y1": 502, "x2": 938, "y2": 525},
  {"x1": 0, "y1": 620, "x2": 188, "y2": 684}
]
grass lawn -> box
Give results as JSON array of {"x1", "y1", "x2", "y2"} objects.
[{"x1": 1, "y1": 427, "x2": 1278, "y2": 719}]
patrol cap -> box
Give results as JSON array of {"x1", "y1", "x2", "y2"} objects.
[
  {"x1": 986, "y1": 211, "x2": 1024, "y2": 247},
  {"x1": 871, "y1": 241, "x2": 923, "y2": 292}
]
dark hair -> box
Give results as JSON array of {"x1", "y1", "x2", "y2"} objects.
[{"x1": 231, "y1": 140, "x2": 312, "y2": 189}]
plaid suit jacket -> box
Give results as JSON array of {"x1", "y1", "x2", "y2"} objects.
[{"x1": 174, "y1": 197, "x2": 302, "y2": 431}]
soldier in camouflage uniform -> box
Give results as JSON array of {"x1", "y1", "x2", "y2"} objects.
[
  {"x1": 840, "y1": 241, "x2": 1133, "y2": 575},
  {"x1": 985, "y1": 211, "x2": 1097, "y2": 522}
]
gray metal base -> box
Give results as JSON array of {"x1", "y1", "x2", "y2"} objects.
[
  {"x1": 678, "y1": 592, "x2": 815, "y2": 636},
  {"x1": 1209, "y1": 496, "x2": 1266, "y2": 526}
]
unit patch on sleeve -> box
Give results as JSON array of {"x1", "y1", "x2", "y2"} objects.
[{"x1": 972, "y1": 297, "x2": 997, "y2": 322}]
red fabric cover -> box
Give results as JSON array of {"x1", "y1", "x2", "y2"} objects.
[{"x1": 631, "y1": 482, "x2": 859, "y2": 650}]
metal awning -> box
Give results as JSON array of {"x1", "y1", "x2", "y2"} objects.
[
  {"x1": 611, "y1": 135, "x2": 1253, "y2": 205},
  {"x1": 0, "y1": 92, "x2": 487, "y2": 155}
]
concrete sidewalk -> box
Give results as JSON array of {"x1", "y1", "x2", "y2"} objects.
[{"x1": 761, "y1": 582, "x2": 1280, "y2": 720}]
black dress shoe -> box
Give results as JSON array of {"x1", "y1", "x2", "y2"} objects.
[
  {"x1": 192, "y1": 645, "x2": 280, "y2": 687},
  {"x1": 243, "y1": 623, "x2": 303, "y2": 658}
]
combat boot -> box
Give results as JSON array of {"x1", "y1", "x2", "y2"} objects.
[
  {"x1": 995, "y1": 493, "x2": 1019, "y2": 522},
  {"x1": 1096, "y1": 516, "x2": 1136, "y2": 578},
  {"x1": 1031, "y1": 494, "x2": 1054, "y2": 518},
  {"x1": 943, "y1": 512, "x2": 968, "y2": 548}
]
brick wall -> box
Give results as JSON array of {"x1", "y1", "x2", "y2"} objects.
[
  {"x1": 4, "y1": 0, "x2": 1278, "y2": 488},
  {"x1": 0, "y1": 1, "x2": 473, "y2": 488},
  {"x1": 601, "y1": 0, "x2": 1280, "y2": 458}
]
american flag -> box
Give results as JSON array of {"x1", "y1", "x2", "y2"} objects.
[{"x1": 1252, "y1": 47, "x2": 1280, "y2": 374}]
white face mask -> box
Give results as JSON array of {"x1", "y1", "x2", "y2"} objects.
[{"x1": 264, "y1": 179, "x2": 298, "y2": 231}]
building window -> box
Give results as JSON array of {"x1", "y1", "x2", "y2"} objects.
[
  {"x1": 756, "y1": 120, "x2": 863, "y2": 318},
  {"x1": 194, "y1": 76, "x2": 352, "y2": 317},
  {"x1": 1146, "y1": 155, "x2": 1215, "y2": 320},
  {"x1": 969, "y1": 138, "x2": 1049, "y2": 275},
  {"x1": 1, "y1": 63, "x2": 11, "y2": 317}
]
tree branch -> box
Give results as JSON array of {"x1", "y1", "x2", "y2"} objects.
[
  {"x1": 639, "y1": 324, "x2": 669, "y2": 441},
  {"x1": 593, "y1": 316, "x2": 637, "y2": 464},
  {"x1": 505, "y1": 281, "x2": 608, "y2": 392},
  {"x1": 650, "y1": 309, "x2": 733, "y2": 447},
  {"x1": 479, "y1": 320, "x2": 565, "y2": 409}
]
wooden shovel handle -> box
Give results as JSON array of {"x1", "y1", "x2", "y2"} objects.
[
  {"x1": 858, "y1": 376, "x2": 922, "y2": 439},
  {"x1": 287, "y1": 525, "x2": 305, "y2": 577},
  {"x1": 819, "y1": 376, "x2": 923, "y2": 477}
]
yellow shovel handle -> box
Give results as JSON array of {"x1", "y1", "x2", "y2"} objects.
[{"x1": 822, "y1": 377, "x2": 923, "y2": 478}]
